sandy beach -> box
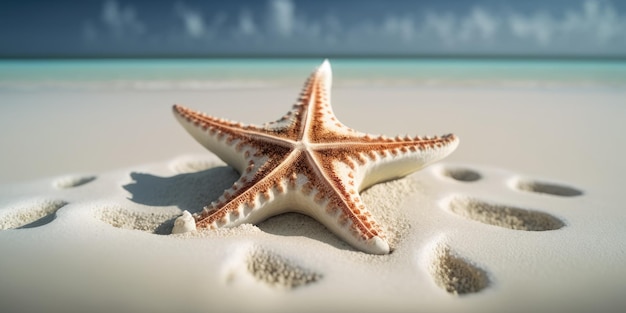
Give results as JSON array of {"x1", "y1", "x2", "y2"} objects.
[{"x1": 1, "y1": 61, "x2": 625, "y2": 313}]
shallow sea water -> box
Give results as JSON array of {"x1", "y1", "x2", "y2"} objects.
[{"x1": 1, "y1": 58, "x2": 625, "y2": 91}]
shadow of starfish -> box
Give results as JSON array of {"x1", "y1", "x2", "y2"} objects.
[
  {"x1": 123, "y1": 167, "x2": 238, "y2": 213},
  {"x1": 122, "y1": 167, "x2": 356, "y2": 251}
]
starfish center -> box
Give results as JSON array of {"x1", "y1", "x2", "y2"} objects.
[{"x1": 293, "y1": 140, "x2": 311, "y2": 152}]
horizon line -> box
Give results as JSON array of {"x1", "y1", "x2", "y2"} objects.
[{"x1": 1, "y1": 53, "x2": 626, "y2": 61}]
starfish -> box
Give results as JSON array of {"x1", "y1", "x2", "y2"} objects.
[{"x1": 171, "y1": 60, "x2": 459, "y2": 254}]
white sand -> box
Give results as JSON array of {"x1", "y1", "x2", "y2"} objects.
[{"x1": 1, "y1": 85, "x2": 625, "y2": 313}]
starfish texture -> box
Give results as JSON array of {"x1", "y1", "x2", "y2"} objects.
[{"x1": 171, "y1": 60, "x2": 459, "y2": 254}]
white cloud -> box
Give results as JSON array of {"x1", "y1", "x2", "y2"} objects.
[
  {"x1": 422, "y1": 12, "x2": 456, "y2": 45},
  {"x1": 383, "y1": 16, "x2": 415, "y2": 41},
  {"x1": 460, "y1": 7, "x2": 499, "y2": 41},
  {"x1": 386, "y1": 0, "x2": 626, "y2": 52},
  {"x1": 81, "y1": 0, "x2": 626, "y2": 55},
  {"x1": 321, "y1": 14, "x2": 342, "y2": 44},
  {"x1": 238, "y1": 9, "x2": 256, "y2": 36},
  {"x1": 223, "y1": 0, "x2": 626, "y2": 54},
  {"x1": 508, "y1": 11, "x2": 554, "y2": 45},
  {"x1": 81, "y1": 0, "x2": 144, "y2": 45},
  {"x1": 172, "y1": 3, "x2": 228, "y2": 41},
  {"x1": 561, "y1": 0, "x2": 622, "y2": 43},
  {"x1": 505, "y1": 0, "x2": 625, "y2": 46},
  {"x1": 267, "y1": 0, "x2": 295, "y2": 37},
  {"x1": 175, "y1": 2, "x2": 206, "y2": 38},
  {"x1": 101, "y1": 0, "x2": 144, "y2": 37},
  {"x1": 420, "y1": 9, "x2": 502, "y2": 46}
]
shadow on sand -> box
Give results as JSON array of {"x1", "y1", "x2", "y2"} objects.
[{"x1": 122, "y1": 167, "x2": 355, "y2": 251}]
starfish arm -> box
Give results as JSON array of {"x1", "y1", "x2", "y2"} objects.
[
  {"x1": 299, "y1": 189, "x2": 390, "y2": 255},
  {"x1": 307, "y1": 156, "x2": 391, "y2": 254},
  {"x1": 193, "y1": 149, "x2": 296, "y2": 229},
  {"x1": 173, "y1": 104, "x2": 293, "y2": 172},
  {"x1": 193, "y1": 174, "x2": 287, "y2": 230},
  {"x1": 261, "y1": 61, "x2": 332, "y2": 140},
  {"x1": 297, "y1": 60, "x2": 351, "y2": 143},
  {"x1": 360, "y1": 134, "x2": 459, "y2": 190},
  {"x1": 317, "y1": 133, "x2": 459, "y2": 190},
  {"x1": 287, "y1": 148, "x2": 391, "y2": 254}
]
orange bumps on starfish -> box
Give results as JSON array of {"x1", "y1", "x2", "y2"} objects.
[{"x1": 171, "y1": 60, "x2": 459, "y2": 254}]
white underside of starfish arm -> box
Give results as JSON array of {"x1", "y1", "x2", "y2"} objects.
[
  {"x1": 357, "y1": 138, "x2": 460, "y2": 190},
  {"x1": 213, "y1": 185, "x2": 389, "y2": 255},
  {"x1": 288, "y1": 193, "x2": 389, "y2": 255},
  {"x1": 173, "y1": 110, "x2": 251, "y2": 172}
]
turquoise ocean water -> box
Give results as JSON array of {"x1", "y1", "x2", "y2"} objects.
[{"x1": 1, "y1": 59, "x2": 625, "y2": 90}]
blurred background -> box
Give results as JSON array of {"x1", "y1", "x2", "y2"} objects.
[{"x1": 1, "y1": 0, "x2": 625, "y2": 58}]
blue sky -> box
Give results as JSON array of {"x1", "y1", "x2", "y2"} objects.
[{"x1": 1, "y1": 0, "x2": 625, "y2": 57}]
